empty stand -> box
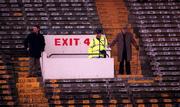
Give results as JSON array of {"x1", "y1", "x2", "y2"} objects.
[
  {"x1": 44, "y1": 77, "x2": 180, "y2": 107},
  {"x1": 0, "y1": 0, "x2": 180, "y2": 107},
  {"x1": 125, "y1": 0, "x2": 180, "y2": 77},
  {"x1": 0, "y1": 0, "x2": 102, "y2": 51},
  {"x1": 129, "y1": 78, "x2": 180, "y2": 107},
  {"x1": 45, "y1": 78, "x2": 132, "y2": 106}
]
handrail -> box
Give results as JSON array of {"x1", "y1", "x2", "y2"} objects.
[{"x1": 48, "y1": 53, "x2": 109, "y2": 58}]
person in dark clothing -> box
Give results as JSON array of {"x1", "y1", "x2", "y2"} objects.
[
  {"x1": 109, "y1": 25, "x2": 139, "y2": 75},
  {"x1": 24, "y1": 25, "x2": 45, "y2": 77}
]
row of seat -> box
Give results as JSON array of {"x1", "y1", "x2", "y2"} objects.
[
  {"x1": 0, "y1": 22, "x2": 99, "y2": 26},
  {"x1": 17, "y1": 12, "x2": 97, "y2": 16},
  {"x1": 0, "y1": 0, "x2": 94, "y2": 3},
  {"x1": 21, "y1": 3, "x2": 95, "y2": 6},
  {"x1": 0, "y1": 25, "x2": 99, "y2": 29},
  {"x1": 135, "y1": 15, "x2": 180, "y2": 20},
  {"x1": 128, "y1": 6, "x2": 179, "y2": 10},
  {"x1": 0, "y1": 28, "x2": 95, "y2": 35},
  {"x1": 142, "y1": 37, "x2": 180, "y2": 42},
  {"x1": 140, "y1": 33, "x2": 179, "y2": 37},
  {"x1": 0, "y1": 52, "x2": 18, "y2": 106},
  {"x1": 139, "y1": 29, "x2": 180, "y2": 33},
  {"x1": 150, "y1": 61, "x2": 180, "y2": 66},
  {"x1": 0, "y1": 16, "x2": 99, "y2": 21},
  {"x1": 23, "y1": 7, "x2": 96, "y2": 11},
  {"x1": 143, "y1": 42, "x2": 180, "y2": 47},
  {"x1": 0, "y1": 5, "x2": 95, "y2": 10},
  {"x1": 134, "y1": 19, "x2": 180, "y2": 24},
  {"x1": 153, "y1": 72, "x2": 180, "y2": 78},
  {"x1": 132, "y1": 12, "x2": 180, "y2": 16},
  {"x1": 153, "y1": 56, "x2": 180, "y2": 61},
  {"x1": 126, "y1": 2, "x2": 179, "y2": 6},
  {"x1": 136, "y1": 25, "x2": 179, "y2": 29}
]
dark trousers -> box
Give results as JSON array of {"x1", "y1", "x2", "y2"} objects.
[
  {"x1": 119, "y1": 52, "x2": 131, "y2": 75},
  {"x1": 29, "y1": 57, "x2": 41, "y2": 75}
]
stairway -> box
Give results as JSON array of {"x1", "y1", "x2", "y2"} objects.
[
  {"x1": 95, "y1": 0, "x2": 141, "y2": 75},
  {"x1": 15, "y1": 57, "x2": 49, "y2": 107},
  {"x1": 16, "y1": 72, "x2": 49, "y2": 107}
]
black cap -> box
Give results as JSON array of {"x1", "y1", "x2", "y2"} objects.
[{"x1": 95, "y1": 28, "x2": 103, "y2": 34}]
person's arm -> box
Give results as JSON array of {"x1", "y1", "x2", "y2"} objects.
[
  {"x1": 24, "y1": 35, "x2": 30, "y2": 50},
  {"x1": 41, "y1": 35, "x2": 45, "y2": 52},
  {"x1": 108, "y1": 33, "x2": 119, "y2": 47},
  {"x1": 131, "y1": 33, "x2": 139, "y2": 50},
  {"x1": 104, "y1": 36, "x2": 108, "y2": 48},
  {"x1": 88, "y1": 39, "x2": 94, "y2": 58}
]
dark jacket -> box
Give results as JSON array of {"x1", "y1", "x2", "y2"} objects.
[
  {"x1": 24, "y1": 32, "x2": 45, "y2": 58},
  {"x1": 109, "y1": 31, "x2": 138, "y2": 61}
]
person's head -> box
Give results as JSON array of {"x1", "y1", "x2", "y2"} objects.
[
  {"x1": 122, "y1": 24, "x2": 130, "y2": 33},
  {"x1": 32, "y1": 25, "x2": 40, "y2": 33},
  {"x1": 95, "y1": 28, "x2": 103, "y2": 39}
]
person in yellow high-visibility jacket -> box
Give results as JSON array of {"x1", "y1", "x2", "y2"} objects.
[{"x1": 88, "y1": 29, "x2": 108, "y2": 58}]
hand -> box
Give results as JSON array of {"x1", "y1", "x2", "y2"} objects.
[
  {"x1": 107, "y1": 45, "x2": 111, "y2": 48},
  {"x1": 27, "y1": 48, "x2": 29, "y2": 51},
  {"x1": 106, "y1": 47, "x2": 111, "y2": 50},
  {"x1": 136, "y1": 46, "x2": 139, "y2": 50}
]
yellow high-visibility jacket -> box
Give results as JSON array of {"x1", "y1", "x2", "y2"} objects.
[{"x1": 88, "y1": 35, "x2": 108, "y2": 58}]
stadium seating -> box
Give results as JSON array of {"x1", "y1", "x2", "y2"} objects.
[
  {"x1": 44, "y1": 77, "x2": 180, "y2": 107},
  {"x1": 45, "y1": 78, "x2": 132, "y2": 106},
  {"x1": 0, "y1": 52, "x2": 18, "y2": 106},
  {"x1": 129, "y1": 78, "x2": 180, "y2": 107},
  {"x1": 125, "y1": 0, "x2": 180, "y2": 77},
  {"x1": 0, "y1": 0, "x2": 102, "y2": 51},
  {"x1": 0, "y1": 0, "x2": 180, "y2": 106}
]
